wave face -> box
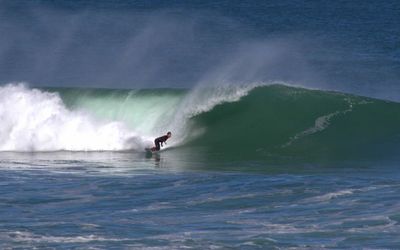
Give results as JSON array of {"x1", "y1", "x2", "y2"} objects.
[
  {"x1": 189, "y1": 85, "x2": 400, "y2": 162},
  {"x1": 1, "y1": 83, "x2": 400, "y2": 162}
]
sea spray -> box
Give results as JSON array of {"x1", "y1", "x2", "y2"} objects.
[{"x1": 168, "y1": 82, "x2": 261, "y2": 145}]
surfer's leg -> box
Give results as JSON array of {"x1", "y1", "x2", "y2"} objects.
[{"x1": 153, "y1": 141, "x2": 161, "y2": 151}]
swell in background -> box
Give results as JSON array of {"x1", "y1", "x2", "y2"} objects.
[{"x1": 0, "y1": 0, "x2": 399, "y2": 100}]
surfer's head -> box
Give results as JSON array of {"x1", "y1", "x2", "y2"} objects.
[{"x1": 167, "y1": 131, "x2": 172, "y2": 138}]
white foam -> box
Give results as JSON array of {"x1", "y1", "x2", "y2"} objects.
[
  {"x1": 308, "y1": 189, "x2": 354, "y2": 202},
  {"x1": 0, "y1": 84, "x2": 145, "y2": 151},
  {"x1": 3, "y1": 231, "x2": 128, "y2": 243},
  {"x1": 304, "y1": 186, "x2": 380, "y2": 203}
]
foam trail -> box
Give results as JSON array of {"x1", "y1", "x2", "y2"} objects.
[
  {"x1": 0, "y1": 84, "x2": 144, "y2": 151},
  {"x1": 283, "y1": 97, "x2": 355, "y2": 147}
]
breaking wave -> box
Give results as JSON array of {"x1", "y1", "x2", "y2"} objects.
[{"x1": 1, "y1": 83, "x2": 400, "y2": 162}]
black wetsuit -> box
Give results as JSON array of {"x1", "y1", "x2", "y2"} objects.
[{"x1": 154, "y1": 135, "x2": 169, "y2": 151}]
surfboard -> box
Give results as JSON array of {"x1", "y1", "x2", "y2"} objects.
[{"x1": 145, "y1": 148, "x2": 159, "y2": 153}]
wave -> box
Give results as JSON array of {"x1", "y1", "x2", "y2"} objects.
[
  {"x1": 188, "y1": 85, "x2": 400, "y2": 162},
  {"x1": 1, "y1": 83, "x2": 400, "y2": 162},
  {"x1": 0, "y1": 83, "x2": 253, "y2": 151}
]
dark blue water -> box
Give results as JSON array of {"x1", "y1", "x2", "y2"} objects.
[
  {"x1": 1, "y1": 152, "x2": 400, "y2": 249},
  {"x1": 1, "y1": 0, "x2": 399, "y2": 99},
  {"x1": 1, "y1": 0, "x2": 400, "y2": 248}
]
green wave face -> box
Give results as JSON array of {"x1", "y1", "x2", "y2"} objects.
[
  {"x1": 48, "y1": 85, "x2": 400, "y2": 164},
  {"x1": 188, "y1": 85, "x2": 400, "y2": 163}
]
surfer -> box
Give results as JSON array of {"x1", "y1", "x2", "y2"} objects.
[{"x1": 151, "y1": 132, "x2": 172, "y2": 151}]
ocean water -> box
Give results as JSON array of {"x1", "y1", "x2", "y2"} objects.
[
  {"x1": 1, "y1": 0, "x2": 400, "y2": 249},
  {"x1": 1, "y1": 151, "x2": 400, "y2": 249}
]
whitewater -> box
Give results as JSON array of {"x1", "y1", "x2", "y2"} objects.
[{"x1": 0, "y1": 84, "x2": 139, "y2": 151}]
